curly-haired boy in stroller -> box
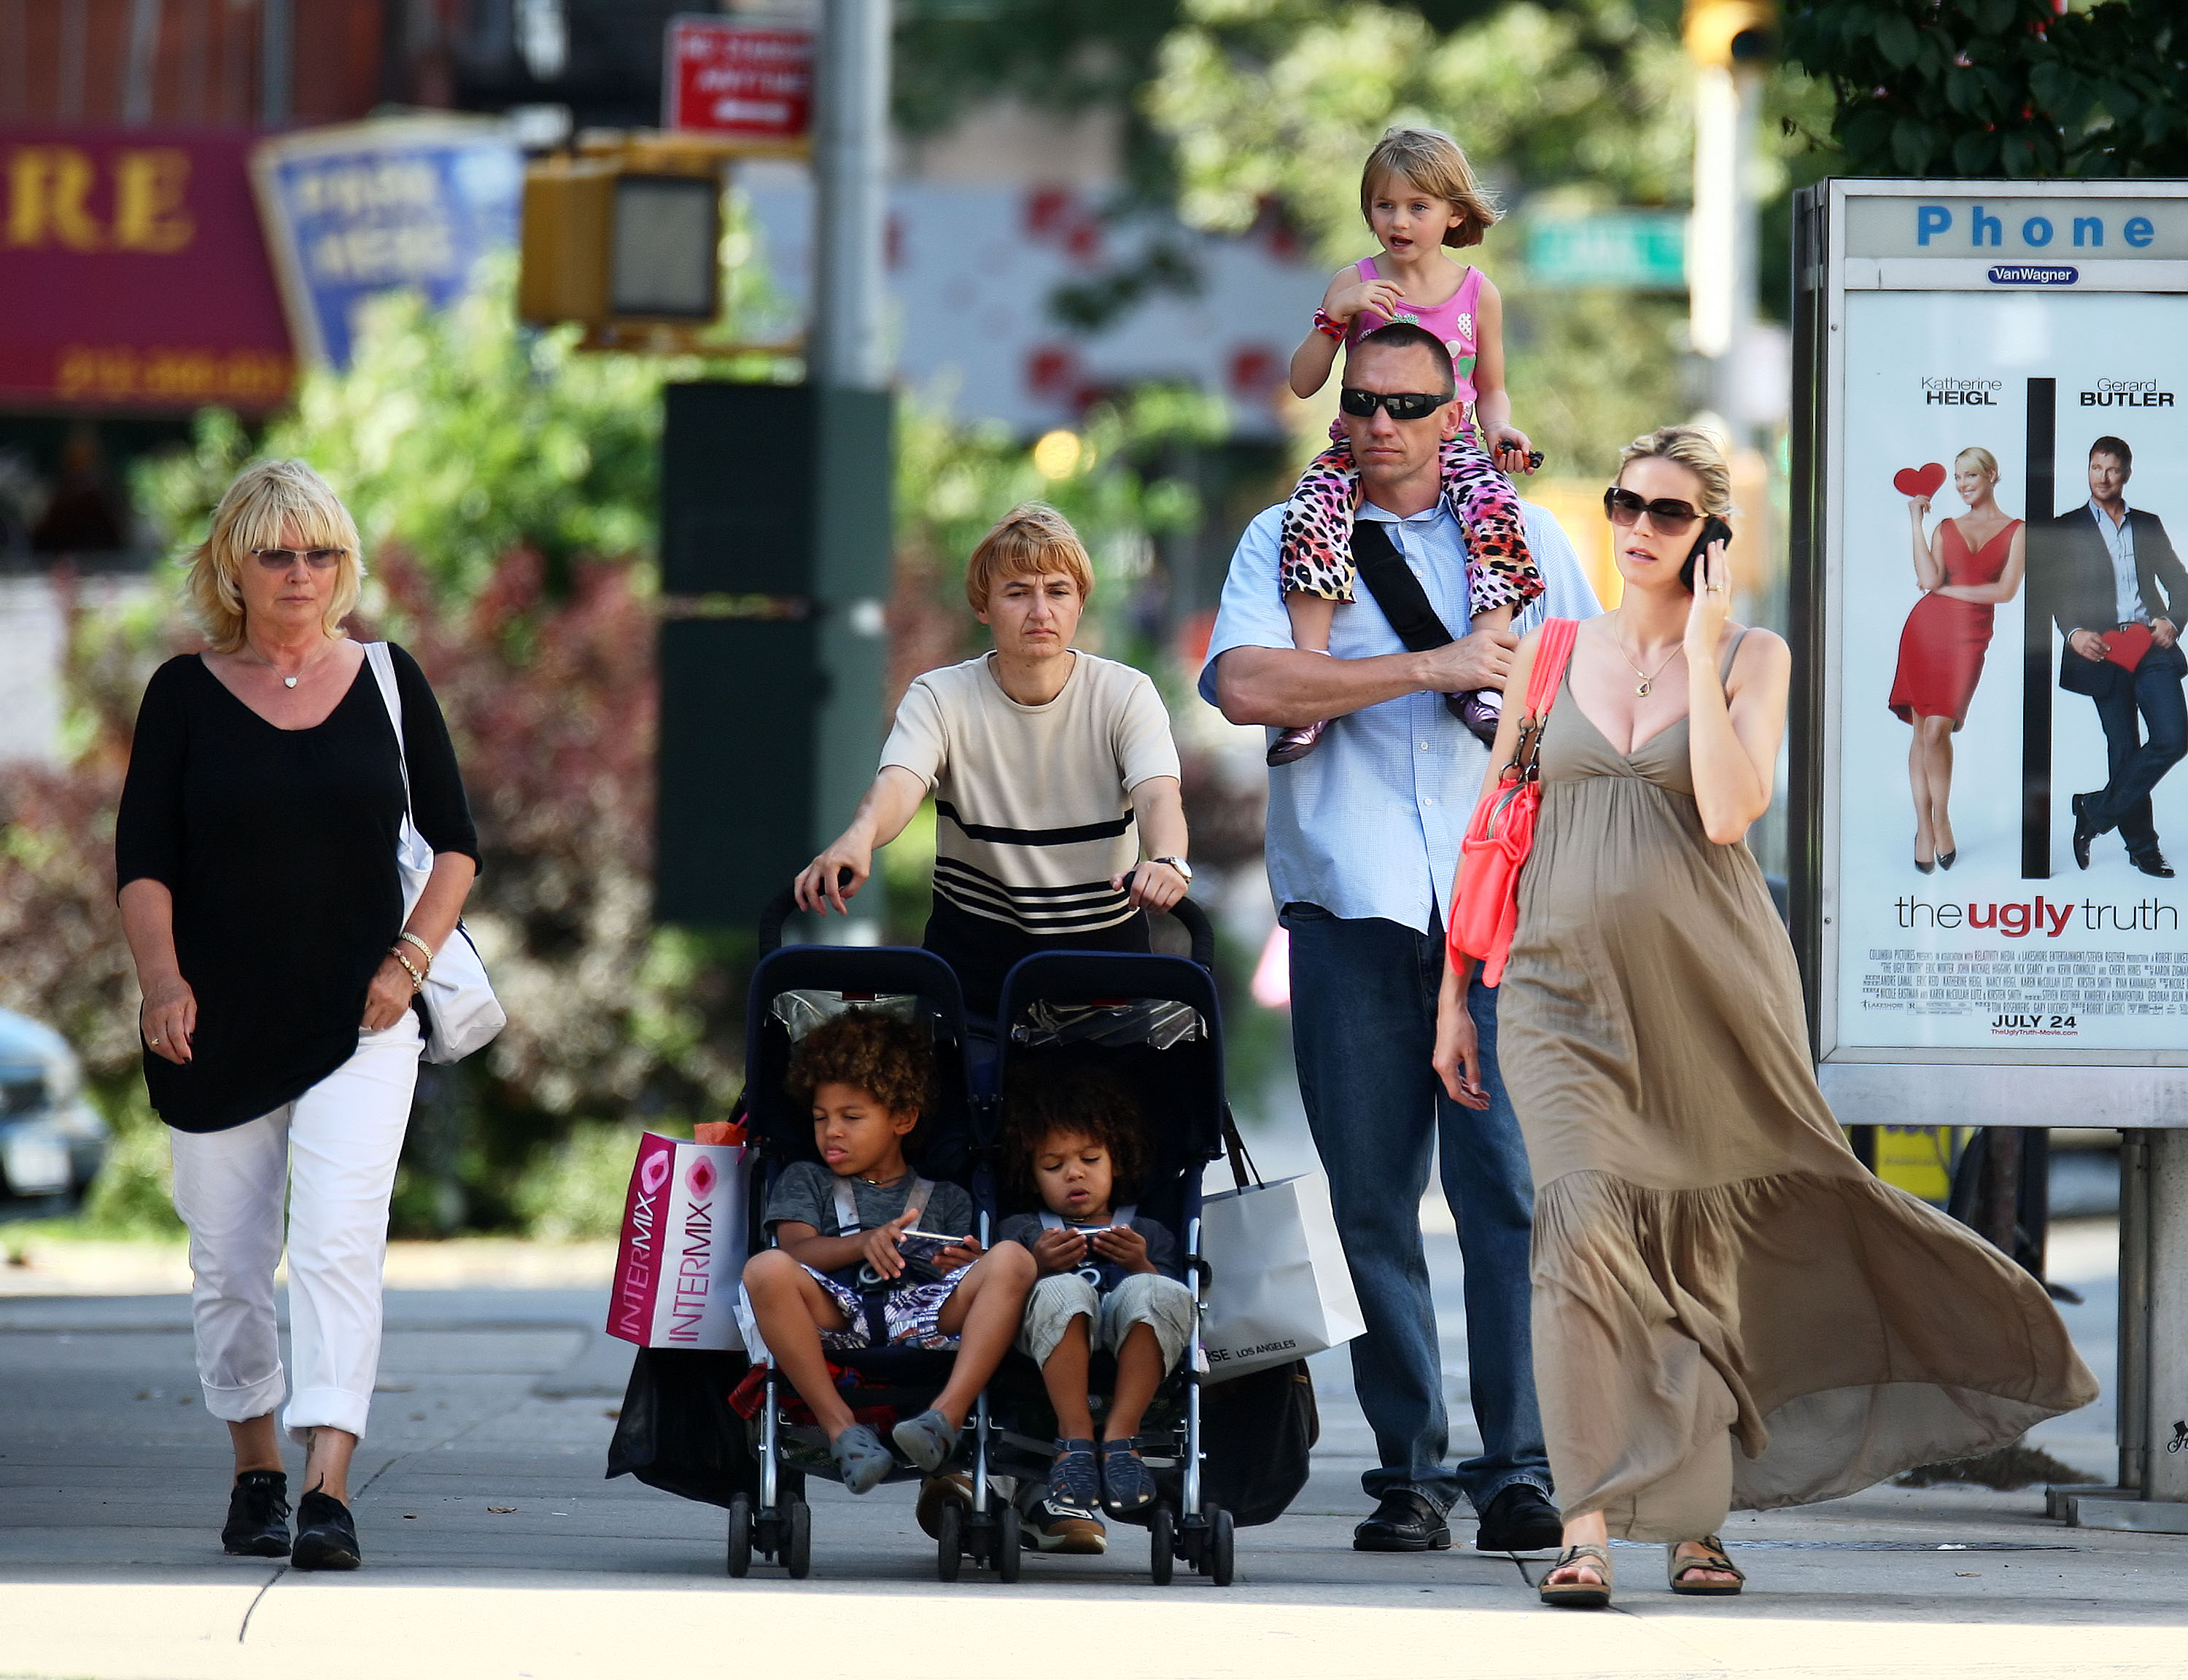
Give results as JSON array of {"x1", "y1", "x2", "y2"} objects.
[{"x1": 742, "y1": 1011, "x2": 1036, "y2": 1493}]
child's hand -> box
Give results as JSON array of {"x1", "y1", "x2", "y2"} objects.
[
  {"x1": 861, "y1": 1208, "x2": 918, "y2": 1280},
  {"x1": 1329, "y1": 276, "x2": 1406, "y2": 327},
  {"x1": 933, "y1": 1234, "x2": 984, "y2": 1271},
  {"x1": 1090, "y1": 1223, "x2": 1154, "y2": 1274},
  {"x1": 1032, "y1": 1226, "x2": 1089, "y2": 1275},
  {"x1": 1487, "y1": 424, "x2": 1535, "y2": 474}
]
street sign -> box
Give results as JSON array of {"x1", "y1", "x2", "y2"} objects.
[
  {"x1": 1525, "y1": 211, "x2": 1687, "y2": 289},
  {"x1": 664, "y1": 16, "x2": 815, "y2": 145}
]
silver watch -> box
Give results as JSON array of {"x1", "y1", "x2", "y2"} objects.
[{"x1": 1151, "y1": 856, "x2": 1193, "y2": 883}]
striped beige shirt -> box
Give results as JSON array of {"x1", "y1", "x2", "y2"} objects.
[{"x1": 881, "y1": 653, "x2": 1181, "y2": 936}]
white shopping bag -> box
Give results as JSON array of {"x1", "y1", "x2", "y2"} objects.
[
  {"x1": 1200, "y1": 1162, "x2": 1364, "y2": 1382},
  {"x1": 606, "y1": 1132, "x2": 748, "y2": 1350}
]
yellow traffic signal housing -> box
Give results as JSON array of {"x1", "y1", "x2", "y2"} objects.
[
  {"x1": 1684, "y1": 0, "x2": 1775, "y2": 69},
  {"x1": 518, "y1": 132, "x2": 731, "y2": 348}
]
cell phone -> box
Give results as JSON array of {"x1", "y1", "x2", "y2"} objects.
[
  {"x1": 1680, "y1": 516, "x2": 1734, "y2": 593},
  {"x1": 895, "y1": 1230, "x2": 969, "y2": 1266}
]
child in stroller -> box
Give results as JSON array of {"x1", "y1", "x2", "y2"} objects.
[
  {"x1": 740, "y1": 1010, "x2": 1036, "y2": 1493},
  {"x1": 997, "y1": 1062, "x2": 1196, "y2": 1554}
]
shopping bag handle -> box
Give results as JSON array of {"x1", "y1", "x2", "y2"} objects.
[{"x1": 1221, "y1": 1107, "x2": 1262, "y2": 1190}]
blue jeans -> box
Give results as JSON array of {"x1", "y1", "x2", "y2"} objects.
[
  {"x1": 1284, "y1": 906, "x2": 1549, "y2": 1516},
  {"x1": 2082, "y1": 648, "x2": 2188, "y2": 852}
]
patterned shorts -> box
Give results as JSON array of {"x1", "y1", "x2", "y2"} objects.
[{"x1": 804, "y1": 1262, "x2": 971, "y2": 1351}]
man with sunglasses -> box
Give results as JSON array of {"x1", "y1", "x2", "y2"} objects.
[{"x1": 1198, "y1": 322, "x2": 1602, "y2": 1555}]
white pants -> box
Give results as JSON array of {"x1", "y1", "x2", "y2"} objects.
[{"x1": 168, "y1": 1017, "x2": 422, "y2": 1443}]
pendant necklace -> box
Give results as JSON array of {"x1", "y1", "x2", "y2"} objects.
[{"x1": 1614, "y1": 621, "x2": 1682, "y2": 697}]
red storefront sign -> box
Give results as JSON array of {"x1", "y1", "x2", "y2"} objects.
[
  {"x1": 0, "y1": 128, "x2": 294, "y2": 411},
  {"x1": 664, "y1": 17, "x2": 815, "y2": 143}
]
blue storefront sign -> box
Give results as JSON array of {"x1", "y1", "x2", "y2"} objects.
[{"x1": 250, "y1": 117, "x2": 522, "y2": 368}]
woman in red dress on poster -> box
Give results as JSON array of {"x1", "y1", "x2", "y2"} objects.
[{"x1": 1888, "y1": 446, "x2": 2026, "y2": 871}]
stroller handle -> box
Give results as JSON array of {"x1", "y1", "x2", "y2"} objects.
[{"x1": 761, "y1": 868, "x2": 1217, "y2": 969}]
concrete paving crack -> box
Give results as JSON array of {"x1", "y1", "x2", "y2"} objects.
[{"x1": 237, "y1": 1566, "x2": 287, "y2": 1643}]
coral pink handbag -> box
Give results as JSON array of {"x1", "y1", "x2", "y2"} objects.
[{"x1": 1446, "y1": 618, "x2": 1579, "y2": 986}]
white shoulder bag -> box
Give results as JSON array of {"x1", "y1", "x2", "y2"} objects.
[{"x1": 365, "y1": 642, "x2": 506, "y2": 1065}]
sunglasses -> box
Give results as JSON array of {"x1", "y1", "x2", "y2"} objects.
[
  {"x1": 1602, "y1": 487, "x2": 1704, "y2": 535},
  {"x1": 249, "y1": 546, "x2": 347, "y2": 571},
  {"x1": 1339, "y1": 388, "x2": 1451, "y2": 421}
]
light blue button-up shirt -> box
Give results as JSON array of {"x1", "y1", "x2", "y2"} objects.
[
  {"x1": 1198, "y1": 498, "x2": 1603, "y2": 933},
  {"x1": 2088, "y1": 497, "x2": 2145, "y2": 626}
]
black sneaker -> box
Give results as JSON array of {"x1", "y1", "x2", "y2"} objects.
[
  {"x1": 1352, "y1": 1489, "x2": 1450, "y2": 1552},
  {"x1": 221, "y1": 1471, "x2": 291, "y2": 1558},
  {"x1": 290, "y1": 1489, "x2": 361, "y2": 1571},
  {"x1": 1473, "y1": 1482, "x2": 1564, "y2": 1552}
]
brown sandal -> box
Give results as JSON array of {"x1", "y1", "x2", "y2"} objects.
[
  {"x1": 1667, "y1": 1535, "x2": 1745, "y2": 1595},
  {"x1": 1539, "y1": 1541, "x2": 1613, "y2": 1609}
]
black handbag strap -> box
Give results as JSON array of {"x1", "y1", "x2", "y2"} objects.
[{"x1": 1350, "y1": 518, "x2": 1456, "y2": 655}]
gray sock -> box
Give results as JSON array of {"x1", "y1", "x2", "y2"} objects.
[
  {"x1": 891, "y1": 1408, "x2": 960, "y2": 1474},
  {"x1": 830, "y1": 1423, "x2": 894, "y2": 1495}
]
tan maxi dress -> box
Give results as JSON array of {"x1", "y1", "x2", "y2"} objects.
[{"x1": 1497, "y1": 631, "x2": 2097, "y2": 1541}]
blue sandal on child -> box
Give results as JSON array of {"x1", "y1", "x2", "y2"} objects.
[{"x1": 1099, "y1": 1436, "x2": 1156, "y2": 1515}]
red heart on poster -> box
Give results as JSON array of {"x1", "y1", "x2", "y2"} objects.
[{"x1": 1894, "y1": 463, "x2": 1947, "y2": 499}]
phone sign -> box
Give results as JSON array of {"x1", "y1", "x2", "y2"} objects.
[{"x1": 664, "y1": 16, "x2": 814, "y2": 143}]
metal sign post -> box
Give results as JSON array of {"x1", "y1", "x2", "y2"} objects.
[{"x1": 1791, "y1": 177, "x2": 2188, "y2": 1531}]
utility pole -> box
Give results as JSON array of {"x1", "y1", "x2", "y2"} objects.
[
  {"x1": 812, "y1": 0, "x2": 891, "y2": 392},
  {"x1": 1684, "y1": 0, "x2": 1773, "y2": 447}
]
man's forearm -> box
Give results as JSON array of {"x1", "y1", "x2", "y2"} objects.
[{"x1": 1214, "y1": 636, "x2": 1512, "y2": 728}]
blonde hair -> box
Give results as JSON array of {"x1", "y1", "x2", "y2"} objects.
[
  {"x1": 1618, "y1": 426, "x2": 1734, "y2": 518},
  {"x1": 963, "y1": 502, "x2": 1094, "y2": 614},
  {"x1": 1955, "y1": 446, "x2": 2000, "y2": 480},
  {"x1": 1361, "y1": 128, "x2": 1500, "y2": 249},
  {"x1": 185, "y1": 460, "x2": 363, "y2": 653}
]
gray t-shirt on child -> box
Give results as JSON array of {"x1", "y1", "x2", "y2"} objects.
[{"x1": 764, "y1": 1160, "x2": 977, "y2": 1284}]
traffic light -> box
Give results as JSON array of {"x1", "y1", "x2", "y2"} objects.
[
  {"x1": 518, "y1": 133, "x2": 728, "y2": 350},
  {"x1": 1683, "y1": 0, "x2": 1775, "y2": 69}
]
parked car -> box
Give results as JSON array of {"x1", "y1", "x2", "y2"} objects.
[{"x1": 0, "y1": 1008, "x2": 109, "y2": 1214}]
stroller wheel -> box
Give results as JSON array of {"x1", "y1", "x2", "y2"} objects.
[
  {"x1": 1209, "y1": 1506, "x2": 1235, "y2": 1587},
  {"x1": 726, "y1": 1494, "x2": 753, "y2": 1579},
  {"x1": 1149, "y1": 1504, "x2": 1175, "y2": 1586},
  {"x1": 785, "y1": 1500, "x2": 812, "y2": 1580},
  {"x1": 996, "y1": 1504, "x2": 1023, "y2": 1583},
  {"x1": 934, "y1": 1497, "x2": 963, "y2": 1582}
]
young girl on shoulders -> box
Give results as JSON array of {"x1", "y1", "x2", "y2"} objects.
[{"x1": 1273, "y1": 125, "x2": 1542, "y2": 763}]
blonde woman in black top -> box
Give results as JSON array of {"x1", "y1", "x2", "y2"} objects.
[{"x1": 116, "y1": 460, "x2": 479, "y2": 1570}]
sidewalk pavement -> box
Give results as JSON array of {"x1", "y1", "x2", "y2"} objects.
[{"x1": 1, "y1": 1221, "x2": 2179, "y2": 1680}]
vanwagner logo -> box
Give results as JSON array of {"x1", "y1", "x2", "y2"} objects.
[{"x1": 1987, "y1": 265, "x2": 2078, "y2": 286}]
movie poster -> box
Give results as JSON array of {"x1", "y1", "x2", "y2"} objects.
[{"x1": 1834, "y1": 289, "x2": 2188, "y2": 1056}]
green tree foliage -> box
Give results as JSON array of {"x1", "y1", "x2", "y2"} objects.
[{"x1": 1784, "y1": 0, "x2": 2188, "y2": 177}]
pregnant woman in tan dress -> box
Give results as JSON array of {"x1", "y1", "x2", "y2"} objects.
[{"x1": 1432, "y1": 427, "x2": 2095, "y2": 1608}]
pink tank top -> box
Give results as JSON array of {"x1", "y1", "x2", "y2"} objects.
[{"x1": 1347, "y1": 258, "x2": 1483, "y2": 407}]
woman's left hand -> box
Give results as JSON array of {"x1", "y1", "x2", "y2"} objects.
[
  {"x1": 1684, "y1": 534, "x2": 1734, "y2": 661},
  {"x1": 1117, "y1": 860, "x2": 1187, "y2": 912},
  {"x1": 362, "y1": 954, "x2": 418, "y2": 1031},
  {"x1": 1431, "y1": 981, "x2": 1489, "y2": 1110}
]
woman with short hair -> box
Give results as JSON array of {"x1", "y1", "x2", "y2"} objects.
[
  {"x1": 1435, "y1": 427, "x2": 2092, "y2": 1608},
  {"x1": 794, "y1": 502, "x2": 1190, "y2": 1021},
  {"x1": 116, "y1": 459, "x2": 480, "y2": 1570}
]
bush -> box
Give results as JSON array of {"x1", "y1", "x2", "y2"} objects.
[{"x1": 511, "y1": 1121, "x2": 648, "y2": 1242}]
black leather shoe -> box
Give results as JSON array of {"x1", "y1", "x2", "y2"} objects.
[
  {"x1": 2131, "y1": 848, "x2": 2176, "y2": 879},
  {"x1": 2071, "y1": 793, "x2": 2096, "y2": 870},
  {"x1": 221, "y1": 1470, "x2": 291, "y2": 1558},
  {"x1": 290, "y1": 1490, "x2": 361, "y2": 1571},
  {"x1": 1474, "y1": 1482, "x2": 1564, "y2": 1552},
  {"x1": 1352, "y1": 1490, "x2": 1450, "y2": 1552}
]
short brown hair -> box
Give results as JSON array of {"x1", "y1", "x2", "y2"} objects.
[
  {"x1": 2091, "y1": 435, "x2": 2132, "y2": 470},
  {"x1": 185, "y1": 459, "x2": 364, "y2": 653},
  {"x1": 1361, "y1": 128, "x2": 1500, "y2": 249},
  {"x1": 963, "y1": 502, "x2": 1095, "y2": 614},
  {"x1": 1001, "y1": 1057, "x2": 1150, "y2": 1208},
  {"x1": 785, "y1": 1010, "x2": 936, "y2": 1122}
]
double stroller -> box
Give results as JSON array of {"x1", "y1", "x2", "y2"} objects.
[{"x1": 608, "y1": 889, "x2": 1316, "y2": 1584}]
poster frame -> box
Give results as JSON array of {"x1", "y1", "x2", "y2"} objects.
[{"x1": 1790, "y1": 176, "x2": 2188, "y2": 1126}]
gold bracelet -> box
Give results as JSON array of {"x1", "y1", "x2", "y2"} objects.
[
  {"x1": 389, "y1": 946, "x2": 425, "y2": 992},
  {"x1": 397, "y1": 930, "x2": 434, "y2": 972}
]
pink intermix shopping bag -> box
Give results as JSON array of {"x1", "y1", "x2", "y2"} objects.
[{"x1": 607, "y1": 1131, "x2": 750, "y2": 1350}]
